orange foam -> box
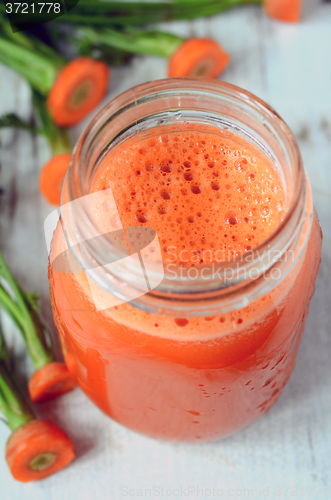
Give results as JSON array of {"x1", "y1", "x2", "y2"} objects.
[{"x1": 94, "y1": 128, "x2": 285, "y2": 267}]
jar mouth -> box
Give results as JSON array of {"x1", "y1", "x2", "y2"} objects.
[{"x1": 63, "y1": 78, "x2": 306, "y2": 309}]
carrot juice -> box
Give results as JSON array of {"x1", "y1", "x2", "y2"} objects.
[{"x1": 48, "y1": 80, "x2": 322, "y2": 442}]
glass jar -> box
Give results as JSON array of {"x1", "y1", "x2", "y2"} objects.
[{"x1": 48, "y1": 79, "x2": 322, "y2": 442}]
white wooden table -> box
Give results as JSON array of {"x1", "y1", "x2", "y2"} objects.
[{"x1": 1, "y1": 4, "x2": 331, "y2": 499}]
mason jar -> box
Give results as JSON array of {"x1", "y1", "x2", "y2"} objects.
[{"x1": 48, "y1": 79, "x2": 322, "y2": 442}]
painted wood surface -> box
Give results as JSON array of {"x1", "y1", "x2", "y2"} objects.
[{"x1": 0, "y1": 4, "x2": 331, "y2": 498}]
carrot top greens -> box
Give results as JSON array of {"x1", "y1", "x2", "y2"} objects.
[{"x1": 0, "y1": 332, "x2": 35, "y2": 431}]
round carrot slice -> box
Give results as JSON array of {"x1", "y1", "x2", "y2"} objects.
[
  {"x1": 6, "y1": 419, "x2": 75, "y2": 482},
  {"x1": 47, "y1": 57, "x2": 109, "y2": 127},
  {"x1": 264, "y1": 0, "x2": 301, "y2": 22},
  {"x1": 39, "y1": 152, "x2": 71, "y2": 206},
  {"x1": 168, "y1": 38, "x2": 230, "y2": 79},
  {"x1": 28, "y1": 362, "x2": 76, "y2": 404}
]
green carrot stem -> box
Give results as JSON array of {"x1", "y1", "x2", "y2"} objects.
[
  {"x1": 0, "y1": 362, "x2": 35, "y2": 431},
  {"x1": 18, "y1": 287, "x2": 53, "y2": 358},
  {"x1": 0, "y1": 0, "x2": 262, "y2": 26},
  {"x1": 0, "y1": 18, "x2": 34, "y2": 50},
  {"x1": 66, "y1": 0, "x2": 261, "y2": 26},
  {"x1": 32, "y1": 90, "x2": 71, "y2": 156},
  {"x1": 0, "y1": 16, "x2": 57, "y2": 59},
  {"x1": 0, "y1": 336, "x2": 35, "y2": 431},
  {"x1": 0, "y1": 251, "x2": 55, "y2": 371},
  {"x1": 0, "y1": 284, "x2": 26, "y2": 334},
  {"x1": 68, "y1": 0, "x2": 262, "y2": 22},
  {"x1": 0, "y1": 20, "x2": 65, "y2": 95},
  {"x1": 80, "y1": 27, "x2": 183, "y2": 59},
  {"x1": 0, "y1": 37, "x2": 58, "y2": 94}
]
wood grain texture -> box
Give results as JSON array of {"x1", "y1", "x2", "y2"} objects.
[{"x1": 0, "y1": 5, "x2": 331, "y2": 498}]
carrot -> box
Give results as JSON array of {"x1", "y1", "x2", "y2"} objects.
[
  {"x1": 0, "y1": 334, "x2": 75, "y2": 482},
  {"x1": 263, "y1": 0, "x2": 301, "y2": 22},
  {"x1": 28, "y1": 362, "x2": 76, "y2": 404},
  {"x1": 6, "y1": 419, "x2": 75, "y2": 482},
  {"x1": 0, "y1": 23, "x2": 109, "y2": 126},
  {"x1": 39, "y1": 153, "x2": 71, "y2": 206},
  {"x1": 77, "y1": 27, "x2": 229, "y2": 79},
  {"x1": 0, "y1": 249, "x2": 76, "y2": 403},
  {"x1": 47, "y1": 57, "x2": 109, "y2": 127},
  {"x1": 168, "y1": 38, "x2": 230, "y2": 78}
]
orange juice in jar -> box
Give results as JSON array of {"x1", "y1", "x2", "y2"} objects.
[{"x1": 49, "y1": 80, "x2": 322, "y2": 442}]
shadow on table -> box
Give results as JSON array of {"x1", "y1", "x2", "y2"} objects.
[{"x1": 36, "y1": 391, "x2": 96, "y2": 461}]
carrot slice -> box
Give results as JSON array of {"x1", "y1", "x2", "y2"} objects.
[
  {"x1": 47, "y1": 57, "x2": 109, "y2": 127},
  {"x1": 168, "y1": 38, "x2": 230, "y2": 79},
  {"x1": 28, "y1": 362, "x2": 76, "y2": 404},
  {"x1": 264, "y1": 0, "x2": 301, "y2": 22},
  {"x1": 6, "y1": 419, "x2": 75, "y2": 482},
  {"x1": 39, "y1": 152, "x2": 71, "y2": 205}
]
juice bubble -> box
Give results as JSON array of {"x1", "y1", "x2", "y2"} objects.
[
  {"x1": 191, "y1": 184, "x2": 203, "y2": 195},
  {"x1": 211, "y1": 181, "x2": 220, "y2": 191},
  {"x1": 184, "y1": 172, "x2": 194, "y2": 181},
  {"x1": 145, "y1": 161, "x2": 154, "y2": 171},
  {"x1": 160, "y1": 189, "x2": 173, "y2": 200},
  {"x1": 225, "y1": 212, "x2": 238, "y2": 225},
  {"x1": 160, "y1": 159, "x2": 173, "y2": 173},
  {"x1": 157, "y1": 204, "x2": 169, "y2": 215},
  {"x1": 135, "y1": 210, "x2": 151, "y2": 223},
  {"x1": 175, "y1": 319, "x2": 189, "y2": 327}
]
